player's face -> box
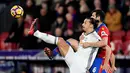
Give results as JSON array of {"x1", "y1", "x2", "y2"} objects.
[
  {"x1": 82, "y1": 19, "x2": 91, "y2": 31},
  {"x1": 91, "y1": 12, "x2": 96, "y2": 20},
  {"x1": 91, "y1": 12, "x2": 100, "y2": 21}
]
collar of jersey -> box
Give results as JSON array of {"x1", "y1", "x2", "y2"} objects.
[
  {"x1": 84, "y1": 30, "x2": 95, "y2": 36},
  {"x1": 95, "y1": 23, "x2": 106, "y2": 32}
]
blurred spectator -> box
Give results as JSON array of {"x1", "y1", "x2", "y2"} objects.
[
  {"x1": 24, "y1": 0, "x2": 38, "y2": 17},
  {"x1": 64, "y1": 13, "x2": 80, "y2": 40},
  {"x1": 109, "y1": 0, "x2": 121, "y2": 10},
  {"x1": 65, "y1": 0, "x2": 73, "y2": 5},
  {"x1": 21, "y1": 71, "x2": 26, "y2": 73},
  {"x1": 51, "y1": 16, "x2": 66, "y2": 35},
  {"x1": 55, "y1": 3, "x2": 65, "y2": 17},
  {"x1": 65, "y1": 13, "x2": 79, "y2": 32},
  {"x1": 109, "y1": 0, "x2": 116, "y2": 5},
  {"x1": 121, "y1": 0, "x2": 130, "y2": 30},
  {"x1": 20, "y1": 14, "x2": 39, "y2": 49},
  {"x1": 24, "y1": 14, "x2": 34, "y2": 35},
  {"x1": 54, "y1": 27, "x2": 63, "y2": 37},
  {"x1": 79, "y1": 0, "x2": 90, "y2": 22},
  {"x1": 79, "y1": 0, "x2": 90, "y2": 13},
  {"x1": 41, "y1": 1, "x2": 48, "y2": 9},
  {"x1": 5, "y1": 17, "x2": 24, "y2": 43},
  {"x1": 38, "y1": 2, "x2": 56, "y2": 32},
  {"x1": 94, "y1": 0, "x2": 102, "y2": 10},
  {"x1": 5, "y1": 17, "x2": 24, "y2": 49},
  {"x1": 93, "y1": 0, "x2": 109, "y2": 12},
  {"x1": 124, "y1": 17, "x2": 130, "y2": 30},
  {"x1": 52, "y1": 0, "x2": 63, "y2": 3},
  {"x1": 105, "y1": 4, "x2": 122, "y2": 32},
  {"x1": 39, "y1": 7, "x2": 52, "y2": 32},
  {"x1": 57, "y1": 72, "x2": 62, "y2": 73},
  {"x1": 67, "y1": 5, "x2": 77, "y2": 20},
  {"x1": 122, "y1": 0, "x2": 130, "y2": 16},
  {"x1": 64, "y1": 29, "x2": 75, "y2": 40},
  {"x1": 51, "y1": 1, "x2": 60, "y2": 11}
]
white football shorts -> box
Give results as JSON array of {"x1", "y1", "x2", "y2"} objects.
[{"x1": 64, "y1": 46, "x2": 88, "y2": 73}]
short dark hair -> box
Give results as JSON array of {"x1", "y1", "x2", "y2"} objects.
[
  {"x1": 89, "y1": 18, "x2": 95, "y2": 24},
  {"x1": 85, "y1": 17, "x2": 96, "y2": 24},
  {"x1": 57, "y1": 15, "x2": 63, "y2": 18},
  {"x1": 91, "y1": 10, "x2": 105, "y2": 21},
  {"x1": 85, "y1": 18, "x2": 97, "y2": 29}
]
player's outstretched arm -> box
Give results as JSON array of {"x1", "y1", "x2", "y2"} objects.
[
  {"x1": 83, "y1": 37, "x2": 108, "y2": 48},
  {"x1": 102, "y1": 45, "x2": 112, "y2": 72},
  {"x1": 111, "y1": 53, "x2": 117, "y2": 72}
]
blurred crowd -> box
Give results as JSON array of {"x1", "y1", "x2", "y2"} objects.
[{"x1": 0, "y1": 0, "x2": 130, "y2": 56}]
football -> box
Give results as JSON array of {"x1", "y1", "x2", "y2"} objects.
[{"x1": 10, "y1": 5, "x2": 24, "y2": 18}]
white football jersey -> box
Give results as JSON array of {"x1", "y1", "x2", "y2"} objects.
[{"x1": 75, "y1": 31, "x2": 101, "y2": 70}]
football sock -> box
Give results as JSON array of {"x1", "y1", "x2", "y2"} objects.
[
  {"x1": 52, "y1": 41, "x2": 71, "y2": 56},
  {"x1": 34, "y1": 30, "x2": 58, "y2": 45}
]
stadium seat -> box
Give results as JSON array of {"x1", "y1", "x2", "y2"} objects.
[
  {"x1": 111, "y1": 30, "x2": 125, "y2": 41},
  {"x1": 125, "y1": 30, "x2": 130, "y2": 41},
  {"x1": 111, "y1": 40, "x2": 123, "y2": 55},
  {"x1": 0, "y1": 32, "x2": 9, "y2": 50},
  {"x1": 122, "y1": 40, "x2": 130, "y2": 55},
  {"x1": 0, "y1": 32, "x2": 18, "y2": 50},
  {"x1": 111, "y1": 30, "x2": 125, "y2": 54},
  {"x1": 121, "y1": 31, "x2": 130, "y2": 55},
  {"x1": 111, "y1": 30, "x2": 125, "y2": 55}
]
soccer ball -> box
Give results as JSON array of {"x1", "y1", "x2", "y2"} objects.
[{"x1": 10, "y1": 5, "x2": 24, "y2": 18}]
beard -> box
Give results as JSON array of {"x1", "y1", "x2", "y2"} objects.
[
  {"x1": 95, "y1": 20, "x2": 99, "y2": 24},
  {"x1": 93, "y1": 19, "x2": 99, "y2": 29},
  {"x1": 82, "y1": 27, "x2": 86, "y2": 32}
]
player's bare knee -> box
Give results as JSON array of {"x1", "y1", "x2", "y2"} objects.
[
  {"x1": 57, "y1": 37, "x2": 67, "y2": 46},
  {"x1": 67, "y1": 38, "x2": 78, "y2": 44},
  {"x1": 67, "y1": 38, "x2": 76, "y2": 44},
  {"x1": 67, "y1": 38, "x2": 78, "y2": 51},
  {"x1": 58, "y1": 37, "x2": 64, "y2": 43},
  {"x1": 57, "y1": 37, "x2": 70, "y2": 56},
  {"x1": 67, "y1": 38, "x2": 73, "y2": 42}
]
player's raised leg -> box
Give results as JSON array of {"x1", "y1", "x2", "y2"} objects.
[
  {"x1": 50, "y1": 38, "x2": 79, "y2": 56},
  {"x1": 43, "y1": 38, "x2": 78, "y2": 60},
  {"x1": 67, "y1": 38, "x2": 79, "y2": 52},
  {"x1": 28, "y1": 18, "x2": 70, "y2": 57}
]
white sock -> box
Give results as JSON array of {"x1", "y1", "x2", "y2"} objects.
[{"x1": 34, "y1": 30, "x2": 58, "y2": 44}]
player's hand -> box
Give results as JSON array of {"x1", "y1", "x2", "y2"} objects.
[
  {"x1": 102, "y1": 64, "x2": 112, "y2": 73},
  {"x1": 79, "y1": 33, "x2": 84, "y2": 41},
  {"x1": 79, "y1": 34, "x2": 84, "y2": 44},
  {"x1": 112, "y1": 66, "x2": 117, "y2": 72},
  {"x1": 83, "y1": 42, "x2": 90, "y2": 48}
]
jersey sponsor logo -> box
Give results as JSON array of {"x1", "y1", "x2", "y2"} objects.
[
  {"x1": 92, "y1": 67, "x2": 97, "y2": 73},
  {"x1": 101, "y1": 31, "x2": 108, "y2": 36},
  {"x1": 102, "y1": 28, "x2": 104, "y2": 30}
]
